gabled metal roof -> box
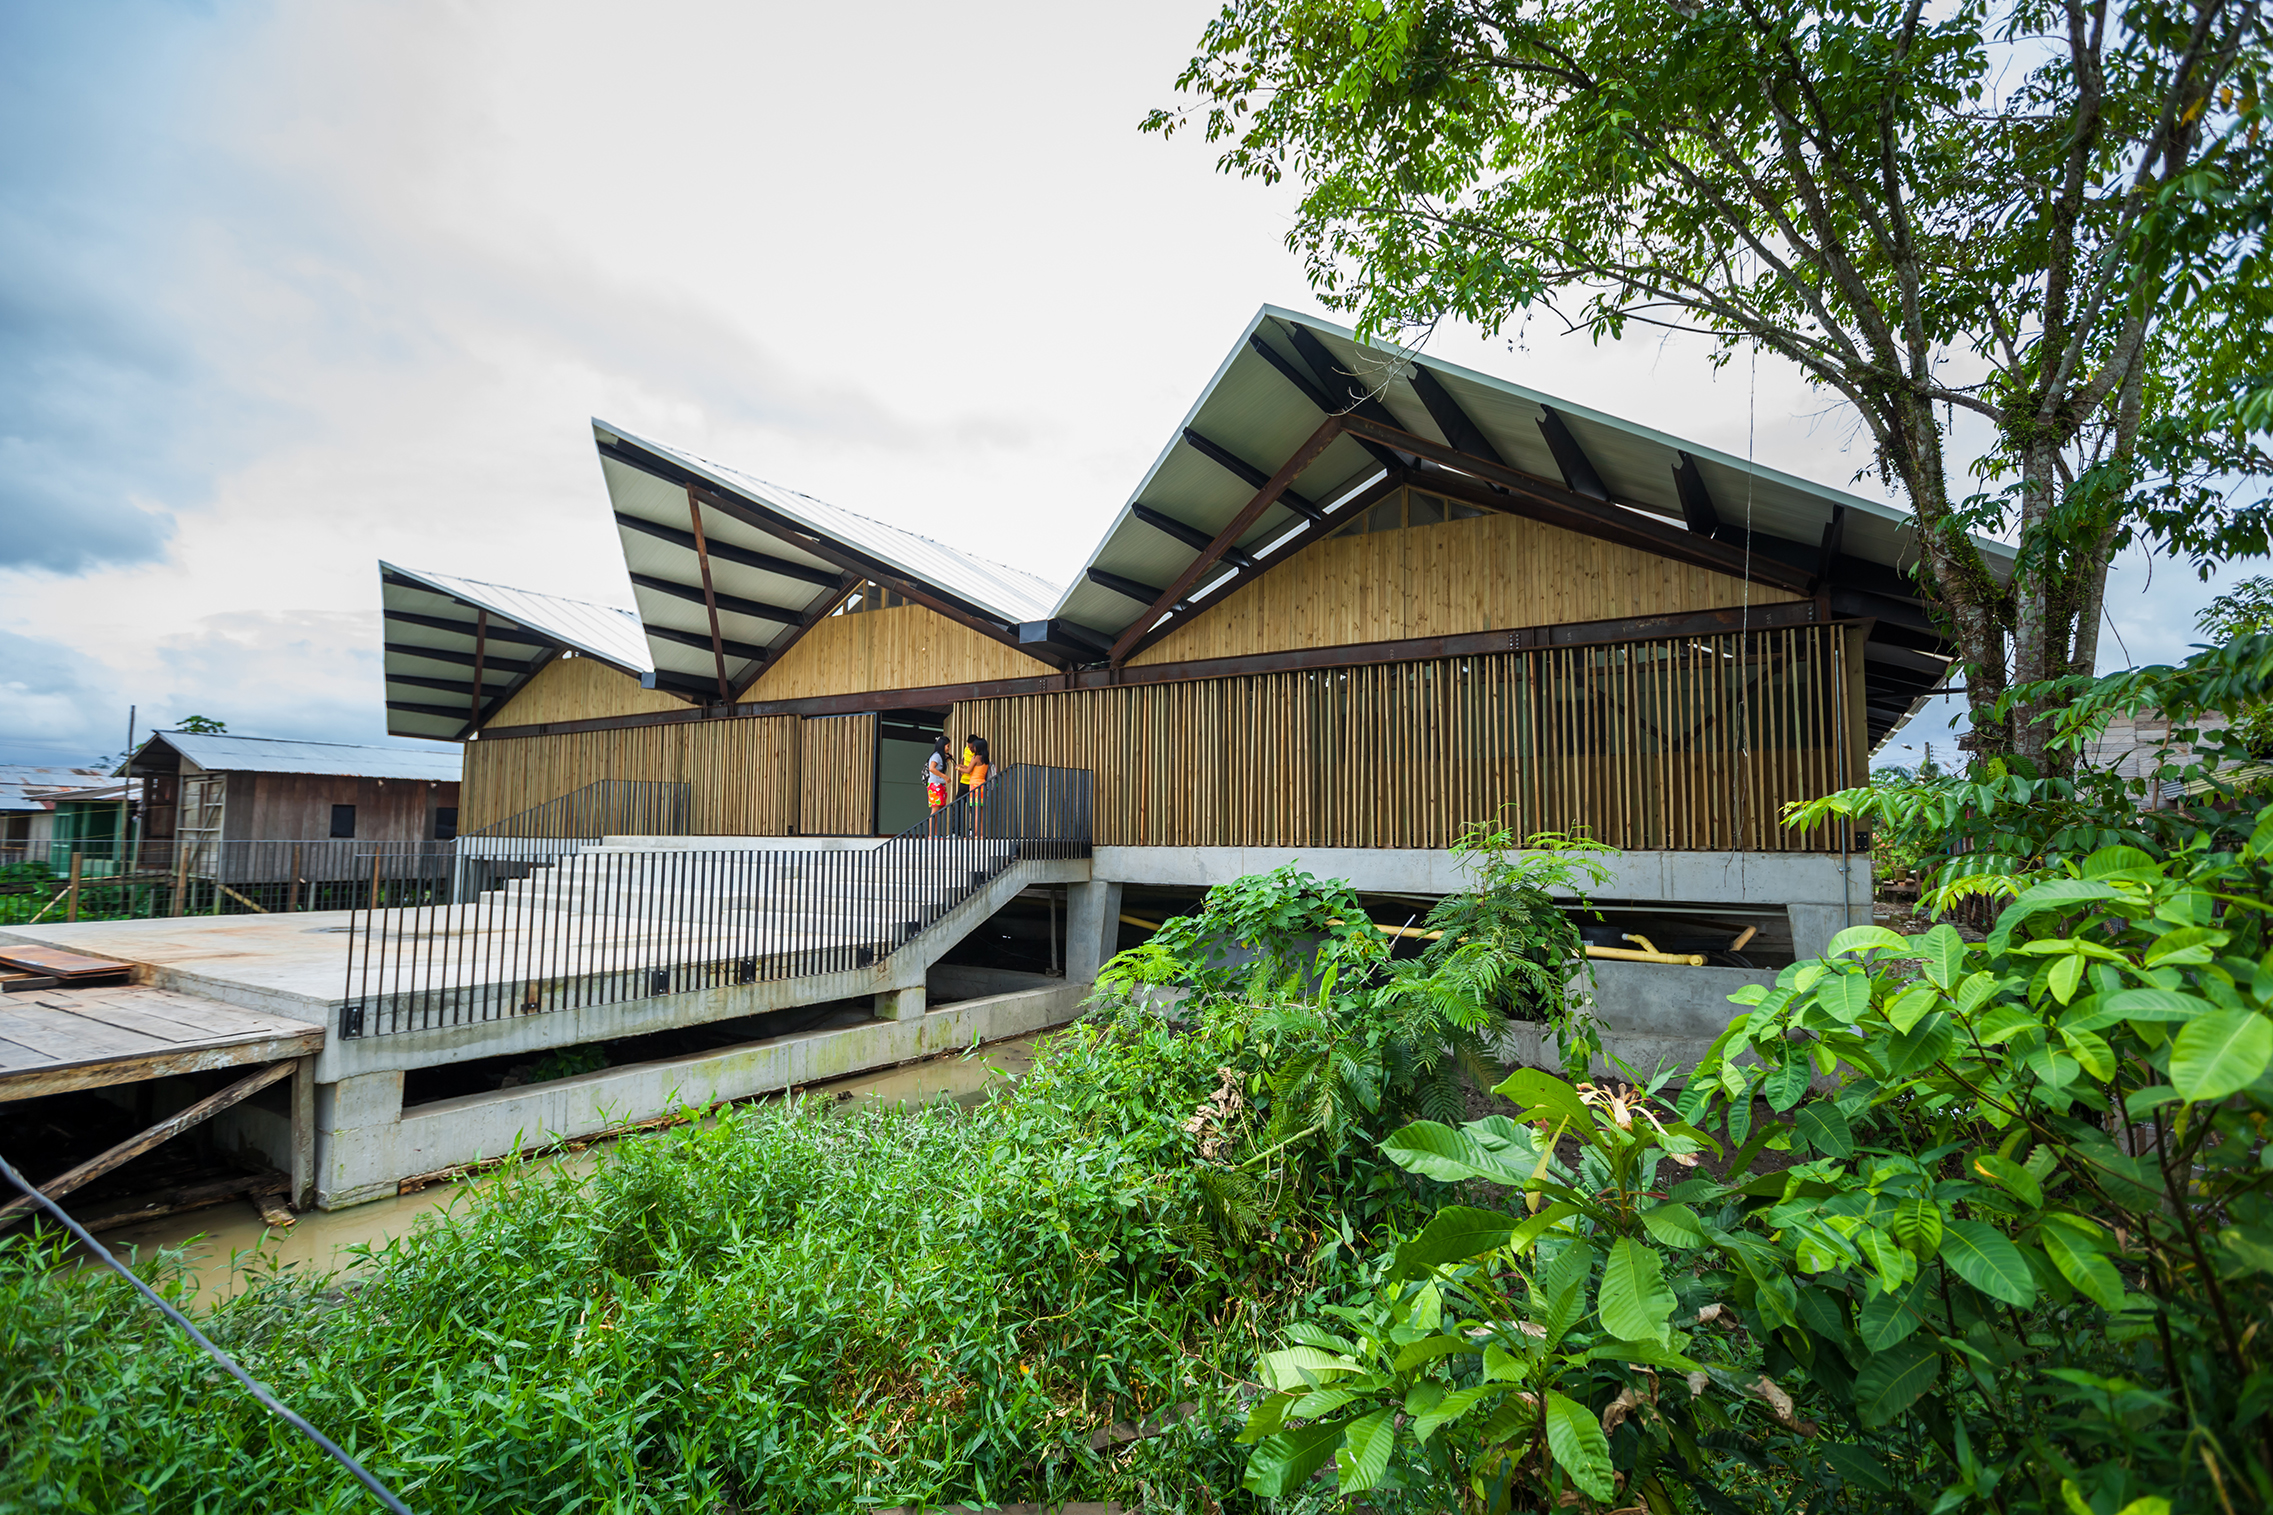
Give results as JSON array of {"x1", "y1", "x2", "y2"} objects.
[
  {"x1": 592, "y1": 419, "x2": 1064, "y2": 701},
  {"x1": 0, "y1": 764, "x2": 115, "y2": 813},
  {"x1": 132, "y1": 733, "x2": 462, "y2": 782},
  {"x1": 378, "y1": 562, "x2": 650, "y2": 742}
]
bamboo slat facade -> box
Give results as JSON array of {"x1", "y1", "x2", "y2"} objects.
[
  {"x1": 798, "y1": 714, "x2": 876, "y2": 835},
  {"x1": 463, "y1": 716, "x2": 800, "y2": 835},
  {"x1": 745, "y1": 602, "x2": 1053, "y2": 702},
  {"x1": 955, "y1": 625, "x2": 1859, "y2": 852},
  {"x1": 1133, "y1": 493, "x2": 1807, "y2": 667},
  {"x1": 488, "y1": 654, "x2": 685, "y2": 727}
]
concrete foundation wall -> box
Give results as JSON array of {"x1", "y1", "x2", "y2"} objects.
[{"x1": 314, "y1": 981, "x2": 1091, "y2": 1209}]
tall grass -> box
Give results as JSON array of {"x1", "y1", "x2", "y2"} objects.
[{"x1": 2, "y1": 995, "x2": 1430, "y2": 1512}]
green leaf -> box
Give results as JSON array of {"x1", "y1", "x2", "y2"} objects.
[
  {"x1": 1259, "y1": 1345, "x2": 1359, "y2": 1391},
  {"x1": 1886, "y1": 984, "x2": 1941, "y2": 1032},
  {"x1": 1887, "y1": 1013, "x2": 1956, "y2": 1076},
  {"x1": 1410, "y1": 1384, "x2": 1497, "y2": 1443},
  {"x1": 1241, "y1": 1416, "x2": 1354, "y2": 1496},
  {"x1": 2169, "y1": 1009, "x2": 2273, "y2": 1103},
  {"x1": 2105, "y1": 987, "x2": 2218, "y2": 1021},
  {"x1": 1971, "y1": 1152, "x2": 2044, "y2": 1210},
  {"x1": 1794, "y1": 1102, "x2": 1854, "y2": 1158},
  {"x1": 1542, "y1": 1390, "x2": 1615, "y2": 1502},
  {"x1": 1640, "y1": 1202, "x2": 1706, "y2": 1248},
  {"x1": 2049, "y1": 953, "x2": 2086, "y2": 1005},
  {"x1": 1819, "y1": 1441, "x2": 1896, "y2": 1492},
  {"x1": 1390, "y1": 1206, "x2": 1523, "y2": 1279},
  {"x1": 1491, "y1": 1067, "x2": 1596, "y2": 1130},
  {"x1": 1853, "y1": 1337, "x2": 1941, "y2": 1426},
  {"x1": 1828, "y1": 925, "x2": 1911, "y2": 958},
  {"x1": 1818, "y1": 972, "x2": 1873, "y2": 1024},
  {"x1": 1858, "y1": 1277, "x2": 1930, "y2": 1350},
  {"x1": 1599, "y1": 1238, "x2": 1676, "y2": 1345},
  {"x1": 2059, "y1": 1024, "x2": 2115, "y2": 1081},
  {"x1": 1763, "y1": 1055, "x2": 1811, "y2": 1112},
  {"x1": 1333, "y1": 1408, "x2": 1396, "y2": 1494},
  {"x1": 2146, "y1": 925, "x2": 2229, "y2": 965},
  {"x1": 1939, "y1": 1220, "x2": 2037, "y2": 1307},
  {"x1": 2082, "y1": 844, "x2": 2155, "y2": 877},
  {"x1": 1920, "y1": 924, "x2": 1967, "y2": 990},
  {"x1": 2043, "y1": 1225, "x2": 2125, "y2": 1309},
  {"x1": 1377, "y1": 1121, "x2": 1529, "y2": 1187}
]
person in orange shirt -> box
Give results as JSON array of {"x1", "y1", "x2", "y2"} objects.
[{"x1": 960, "y1": 735, "x2": 991, "y2": 837}]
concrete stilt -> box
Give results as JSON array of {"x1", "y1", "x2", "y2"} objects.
[
  {"x1": 1065, "y1": 879, "x2": 1124, "y2": 983},
  {"x1": 314, "y1": 1070, "x2": 405, "y2": 1210},
  {"x1": 874, "y1": 985, "x2": 925, "y2": 1021}
]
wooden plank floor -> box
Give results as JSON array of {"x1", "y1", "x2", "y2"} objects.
[{"x1": 0, "y1": 984, "x2": 323, "y2": 1101}]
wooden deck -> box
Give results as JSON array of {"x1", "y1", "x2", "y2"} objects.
[{"x1": 0, "y1": 983, "x2": 323, "y2": 1102}]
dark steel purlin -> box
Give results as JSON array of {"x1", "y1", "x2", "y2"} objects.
[
  {"x1": 687, "y1": 489, "x2": 734, "y2": 702},
  {"x1": 381, "y1": 609, "x2": 550, "y2": 648},
  {"x1": 1129, "y1": 505, "x2": 1257, "y2": 569},
  {"x1": 384, "y1": 673, "x2": 493, "y2": 698},
  {"x1": 1116, "y1": 468, "x2": 1405, "y2": 662},
  {"x1": 1180, "y1": 429, "x2": 1324, "y2": 521},
  {"x1": 383, "y1": 641, "x2": 501, "y2": 671},
  {"x1": 1814, "y1": 505, "x2": 1849, "y2": 592},
  {"x1": 1085, "y1": 565, "x2": 1182, "y2": 609},
  {"x1": 465, "y1": 608, "x2": 490, "y2": 737},
  {"x1": 1408, "y1": 364, "x2": 1511, "y2": 469},
  {"x1": 645, "y1": 622, "x2": 771, "y2": 663},
  {"x1": 1535, "y1": 405, "x2": 1610, "y2": 500},
  {"x1": 1109, "y1": 415, "x2": 1351, "y2": 665},
  {"x1": 648, "y1": 667, "x2": 727, "y2": 699},
  {"x1": 1018, "y1": 618, "x2": 1115, "y2": 658},
  {"x1": 1245, "y1": 331, "x2": 1408, "y2": 470},
  {"x1": 1279, "y1": 323, "x2": 1406, "y2": 433},
  {"x1": 388, "y1": 699, "x2": 483, "y2": 722},
  {"x1": 629, "y1": 572, "x2": 803, "y2": 626},
  {"x1": 733, "y1": 575, "x2": 860, "y2": 701},
  {"x1": 613, "y1": 511, "x2": 842, "y2": 588},
  {"x1": 1673, "y1": 451, "x2": 1721, "y2": 535}
]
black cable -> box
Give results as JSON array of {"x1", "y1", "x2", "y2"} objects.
[{"x1": 0, "y1": 1152, "x2": 414, "y2": 1513}]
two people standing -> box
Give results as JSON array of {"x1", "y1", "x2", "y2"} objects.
[{"x1": 923, "y1": 733, "x2": 990, "y2": 836}]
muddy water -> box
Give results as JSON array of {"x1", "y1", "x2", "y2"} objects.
[{"x1": 80, "y1": 1031, "x2": 1057, "y2": 1304}]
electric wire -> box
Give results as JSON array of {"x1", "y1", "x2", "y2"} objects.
[{"x1": 0, "y1": 1152, "x2": 415, "y2": 1514}]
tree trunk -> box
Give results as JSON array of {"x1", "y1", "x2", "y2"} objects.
[{"x1": 1883, "y1": 390, "x2": 2012, "y2": 758}]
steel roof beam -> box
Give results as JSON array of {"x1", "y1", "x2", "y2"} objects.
[
  {"x1": 384, "y1": 673, "x2": 505, "y2": 698},
  {"x1": 628, "y1": 572, "x2": 802, "y2": 627},
  {"x1": 1536, "y1": 406, "x2": 1610, "y2": 500},
  {"x1": 1180, "y1": 429, "x2": 1324, "y2": 521},
  {"x1": 613, "y1": 511, "x2": 842, "y2": 588},
  {"x1": 1409, "y1": 365, "x2": 1510, "y2": 469},
  {"x1": 1085, "y1": 566, "x2": 1184, "y2": 610},
  {"x1": 1130, "y1": 505, "x2": 1257, "y2": 570},
  {"x1": 381, "y1": 609, "x2": 551, "y2": 648},
  {"x1": 387, "y1": 700, "x2": 480, "y2": 722},
  {"x1": 1245, "y1": 332, "x2": 1407, "y2": 470},
  {"x1": 1280, "y1": 323, "x2": 1406, "y2": 432},
  {"x1": 463, "y1": 646, "x2": 567, "y2": 735},
  {"x1": 732, "y1": 576, "x2": 860, "y2": 700},
  {"x1": 645, "y1": 623, "x2": 771, "y2": 663},
  {"x1": 1813, "y1": 505, "x2": 1849, "y2": 592},
  {"x1": 1673, "y1": 451, "x2": 1720, "y2": 535}
]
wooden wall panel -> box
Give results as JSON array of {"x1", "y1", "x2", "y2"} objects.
[
  {"x1": 958, "y1": 625, "x2": 1853, "y2": 852},
  {"x1": 489, "y1": 654, "x2": 685, "y2": 727},
  {"x1": 799, "y1": 714, "x2": 877, "y2": 835},
  {"x1": 744, "y1": 602, "x2": 1052, "y2": 701},
  {"x1": 231, "y1": 774, "x2": 458, "y2": 843},
  {"x1": 1131, "y1": 509, "x2": 1807, "y2": 667},
  {"x1": 463, "y1": 717, "x2": 799, "y2": 835}
]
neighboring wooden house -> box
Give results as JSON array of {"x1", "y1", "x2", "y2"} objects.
[
  {"x1": 386, "y1": 307, "x2": 2017, "y2": 961},
  {"x1": 128, "y1": 733, "x2": 462, "y2": 885},
  {"x1": 0, "y1": 765, "x2": 119, "y2": 865}
]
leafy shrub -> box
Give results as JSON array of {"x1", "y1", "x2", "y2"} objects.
[{"x1": 1242, "y1": 814, "x2": 2273, "y2": 1512}]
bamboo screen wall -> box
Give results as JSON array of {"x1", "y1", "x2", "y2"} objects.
[
  {"x1": 462, "y1": 716, "x2": 800, "y2": 835},
  {"x1": 955, "y1": 625, "x2": 1859, "y2": 852},
  {"x1": 798, "y1": 713, "x2": 876, "y2": 835}
]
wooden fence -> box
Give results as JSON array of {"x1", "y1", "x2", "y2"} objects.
[{"x1": 953, "y1": 624, "x2": 1859, "y2": 851}]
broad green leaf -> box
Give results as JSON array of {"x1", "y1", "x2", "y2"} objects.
[
  {"x1": 1886, "y1": 984, "x2": 1941, "y2": 1032},
  {"x1": 2059, "y1": 1025, "x2": 2115, "y2": 1081},
  {"x1": 1491, "y1": 1067, "x2": 1596, "y2": 1130},
  {"x1": 1411, "y1": 1384, "x2": 1497, "y2": 1443},
  {"x1": 2042, "y1": 1224, "x2": 2125, "y2": 1309},
  {"x1": 1391, "y1": 1335, "x2": 1468, "y2": 1373},
  {"x1": 1854, "y1": 1337, "x2": 1941, "y2": 1426},
  {"x1": 2081, "y1": 844, "x2": 2155, "y2": 877},
  {"x1": 1887, "y1": 1013, "x2": 1955, "y2": 1076},
  {"x1": 1817, "y1": 972, "x2": 1874, "y2": 1023},
  {"x1": 1259, "y1": 1345, "x2": 1359, "y2": 1391},
  {"x1": 1599, "y1": 1238, "x2": 1676, "y2": 1345},
  {"x1": 1794, "y1": 1102, "x2": 1854, "y2": 1158},
  {"x1": 1333, "y1": 1408, "x2": 1396, "y2": 1494},
  {"x1": 1921, "y1": 923, "x2": 1966, "y2": 989},
  {"x1": 1939, "y1": 1220, "x2": 2038, "y2": 1307},
  {"x1": 2169, "y1": 1009, "x2": 2273, "y2": 1103},
  {"x1": 1858, "y1": 1277, "x2": 1930, "y2": 1350},
  {"x1": 1954, "y1": 970, "x2": 2001, "y2": 1015},
  {"x1": 1241, "y1": 1416, "x2": 1354, "y2": 1496},
  {"x1": 1764, "y1": 1056, "x2": 1811, "y2": 1112},
  {"x1": 1391, "y1": 1206, "x2": 1523, "y2": 1279},
  {"x1": 1893, "y1": 1202, "x2": 1947, "y2": 1262},
  {"x1": 1819, "y1": 1441, "x2": 1895, "y2": 1492},
  {"x1": 1289, "y1": 1387, "x2": 1360, "y2": 1419},
  {"x1": 1640, "y1": 1202, "x2": 1706, "y2": 1248},
  {"x1": 1378, "y1": 1121, "x2": 1528, "y2": 1187},
  {"x1": 1828, "y1": 924, "x2": 1911, "y2": 958},
  {"x1": 1971, "y1": 1152, "x2": 2044, "y2": 1210},
  {"x1": 1975, "y1": 1003, "x2": 2042, "y2": 1044},
  {"x1": 1542, "y1": 1390, "x2": 1615, "y2": 1502},
  {"x1": 2146, "y1": 925, "x2": 2229, "y2": 965},
  {"x1": 2049, "y1": 953, "x2": 2086, "y2": 1005},
  {"x1": 2105, "y1": 987, "x2": 2218, "y2": 1022}
]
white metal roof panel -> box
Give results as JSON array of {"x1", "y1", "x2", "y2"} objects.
[
  {"x1": 0, "y1": 764, "x2": 115, "y2": 812},
  {"x1": 384, "y1": 563, "x2": 650, "y2": 672}
]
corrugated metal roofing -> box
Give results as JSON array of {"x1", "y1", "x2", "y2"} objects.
[
  {"x1": 592, "y1": 419, "x2": 1062, "y2": 700},
  {"x1": 144, "y1": 733, "x2": 462, "y2": 781},
  {"x1": 1049, "y1": 305, "x2": 2016, "y2": 639},
  {"x1": 379, "y1": 562, "x2": 651, "y2": 742},
  {"x1": 0, "y1": 765, "x2": 115, "y2": 812}
]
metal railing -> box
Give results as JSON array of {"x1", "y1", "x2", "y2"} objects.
[
  {"x1": 464, "y1": 780, "x2": 692, "y2": 841},
  {"x1": 338, "y1": 765, "x2": 1091, "y2": 1038},
  {"x1": 1, "y1": 839, "x2": 456, "y2": 925}
]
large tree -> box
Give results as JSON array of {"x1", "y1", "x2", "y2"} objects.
[{"x1": 1148, "y1": 0, "x2": 2271, "y2": 763}]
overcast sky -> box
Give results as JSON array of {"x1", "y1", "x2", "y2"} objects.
[{"x1": 0, "y1": 0, "x2": 2243, "y2": 771}]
